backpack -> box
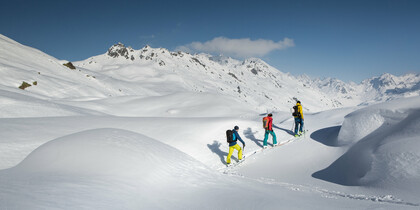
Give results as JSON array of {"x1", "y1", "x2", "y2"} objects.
[
  {"x1": 226, "y1": 130, "x2": 234, "y2": 143},
  {"x1": 292, "y1": 105, "x2": 301, "y2": 117},
  {"x1": 263, "y1": 117, "x2": 269, "y2": 129}
]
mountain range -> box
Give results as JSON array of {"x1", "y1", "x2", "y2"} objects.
[{"x1": 1, "y1": 34, "x2": 419, "y2": 115}]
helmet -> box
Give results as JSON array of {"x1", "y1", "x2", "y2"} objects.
[{"x1": 234, "y1": 126, "x2": 239, "y2": 130}]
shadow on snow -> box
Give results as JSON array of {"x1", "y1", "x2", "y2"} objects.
[
  {"x1": 208, "y1": 125, "x2": 296, "y2": 164},
  {"x1": 273, "y1": 124, "x2": 295, "y2": 136},
  {"x1": 310, "y1": 126, "x2": 342, "y2": 147},
  {"x1": 207, "y1": 141, "x2": 238, "y2": 164},
  {"x1": 243, "y1": 127, "x2": 265, "y2": 148}
]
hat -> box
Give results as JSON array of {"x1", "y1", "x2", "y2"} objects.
[
  {"x1": 234, "y1": 126, "x2": 239, "y2": 130},
  {"x1": 297, "y1": 101, "x2": 301, "y2": 104},
  {"x1": 268, "y1": 113, "x2": 272, "y2": 117}
]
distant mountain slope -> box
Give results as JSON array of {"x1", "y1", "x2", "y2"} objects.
[
  {"x1": 0, "y1": 34, "x2": 124, "y2": 99},
  {"x1": 298, "y1": 72, "x2": 420, "y2": 106},
  {"x1": 361, "y1": 73, "x2": 420, "y2": 103},
  {"x1": 74, "y1": 43, "x2": 343, "y2": 112}
]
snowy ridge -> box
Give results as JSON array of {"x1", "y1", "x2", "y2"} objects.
[
  {"x1": 298, "y1": 73, "x2": 420, "y2": 107},
  {"x1": 362, "y1": 73, "x2": 420, "y2": 102}
]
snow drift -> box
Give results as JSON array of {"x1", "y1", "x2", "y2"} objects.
[
  {"x1": 0, "y1": 128, "x2": 220, "y2": 209},
  {"x1": 314, "y1": 96, "x2": 420, "y2": 194},
  {"x1": 9, "y1": 128, "x2": 212, "y2": 178}
]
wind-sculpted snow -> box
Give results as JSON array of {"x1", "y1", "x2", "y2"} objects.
[
  {"x1": 9, "y1": 128, "x2": 211, "y2": 177},
  {"x1": 0, "y1": 129, "x2": 223, "y2": 209},
  {"x1": 337, "y1": 96, "x2": 420, "y2": 145},
  {"x1": 314, "y1": 97, "x2": 420, "y2": 195},
  {"x1": 337, "y1": 109, "x2": 386, "y2": 145}
]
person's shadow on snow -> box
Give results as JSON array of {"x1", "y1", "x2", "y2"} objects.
[
  {"x1": 243, "y1": 128, "x2": 264, "y2": 148},
  {"x1": 207, "y1": 141, "x2": 237, "y2": 164},
  {"x1": 273, "y1": 124, "x2": 295, "y2": 136}
]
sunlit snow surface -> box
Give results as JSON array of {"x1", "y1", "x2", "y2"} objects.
[{"x1": 1, "y1": 34, "x2": 420, "y2": 209}]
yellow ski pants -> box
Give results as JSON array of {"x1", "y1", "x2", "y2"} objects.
[{"x1": 226, "y1": 144, "x2": 242, "y2": 164}]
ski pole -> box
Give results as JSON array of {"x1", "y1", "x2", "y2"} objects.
[{"x1": 291, "y1": 119, "x2": 295, "y2": 133}]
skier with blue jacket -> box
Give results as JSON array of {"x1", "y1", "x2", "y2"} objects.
[{"x1": 226, "y1": 126, "x2": 246, "y2": 165}]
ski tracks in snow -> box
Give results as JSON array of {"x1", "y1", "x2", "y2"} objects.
[
  {"x1": 218, "y1": 135, "x2": 419, "y2": 208},
  {"x1": 257, "y1": 177, "x2": 419, "y2": 207},
  {"x1": 219, "y1": 135, "x2": 298, "y2": 172}
]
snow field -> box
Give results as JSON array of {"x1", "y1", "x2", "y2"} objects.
[
  {"x1": 0, "y1": 126, "x2": 358, "y2": 209},
  {"x1": 1, "y1": 96, "x2": 420, "y2": 209}
]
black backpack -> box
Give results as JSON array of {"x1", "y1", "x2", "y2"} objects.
[
  {"x1": 226, "y1": 130, "x2": 234, "y2": 143},
  {"x1": 292, "y1": 105, "x2": 301, "y2": 117}
]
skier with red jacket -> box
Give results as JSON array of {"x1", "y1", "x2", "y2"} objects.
[{"x1": 263, "y1": 113, "x2": 277, "y2": 149}]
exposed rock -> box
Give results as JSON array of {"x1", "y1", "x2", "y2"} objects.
[
  {"x1": 63, "y1": 62, "x2": 76, "y2": 70},
  {"x1": 19, "y1": 81, "x2": 31, "y2": 90},
  {"x1": 107, "y1": 43, "x2": 134, "y2": 60}
]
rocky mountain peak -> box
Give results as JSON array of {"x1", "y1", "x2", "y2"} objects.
[
  {"x1": 241, "y1": 58, "x2": 270, "y2": 75},
  {"x1": 366, "y1": 73, "x2": 398, "y2": 89},
  {"x1": 107, "y1": 43, "x2": 135, "y2": 60}
]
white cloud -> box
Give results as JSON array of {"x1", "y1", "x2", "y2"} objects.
[
  {"x1": 176, "y1": 37, "x2": 294, "y2": 58},
  {"x1": 139, "y1": 34, "x2": 155, "y2": 39}
]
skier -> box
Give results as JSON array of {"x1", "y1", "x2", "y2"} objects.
[
  {"x1": 263, "y1": 113, "x2": 277, "y2": 149},
  {"x1": 293, "y1": 101, "x2": 304, "y2": 137},
  {"x1": 226, "y1": 126, "x2": 245, "y2": 165}
]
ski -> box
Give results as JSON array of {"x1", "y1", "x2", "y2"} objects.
[
  {"x1": 226, "y1": 157, "x2": 246, "y2": 167},
  {"x1": 294, "y1": 129, "x2": 309, "y2": 138}
]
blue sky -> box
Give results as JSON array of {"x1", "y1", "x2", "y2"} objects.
[{"x1": 1, "y1": 0, "x2": 419, "y2": 82}]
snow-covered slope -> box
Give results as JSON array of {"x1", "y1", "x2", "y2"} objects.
[{"x1": 0, "y1": 34, "x2": 125, "y2": 99}]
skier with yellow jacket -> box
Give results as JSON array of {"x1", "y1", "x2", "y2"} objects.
[{"x1": 293, "y1": 101, "x2": 304, "y2": 137}]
